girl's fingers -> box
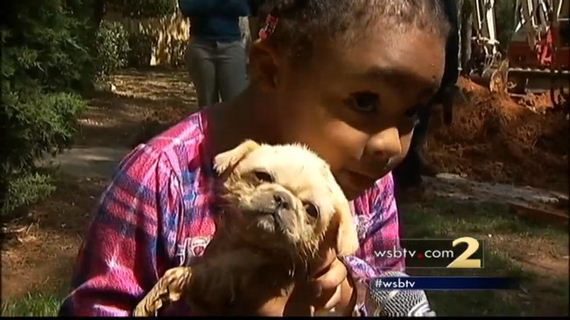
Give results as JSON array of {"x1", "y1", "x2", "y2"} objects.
[
  {"x1": 322, "y1": 283, "x2": 342, "y2": 310},
  {"x1": 313, "y1": 258, "x2": 347, "y2": 290}
]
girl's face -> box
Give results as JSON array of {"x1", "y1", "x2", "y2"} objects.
[{"x1": 254, "y1": 27, "x2": 446, "y2": 200}]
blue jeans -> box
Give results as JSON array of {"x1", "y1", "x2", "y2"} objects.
[{"x1": 187, "y1": 39, "x2": 249, "y2": 108}]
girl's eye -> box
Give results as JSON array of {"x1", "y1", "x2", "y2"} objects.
[
  {"x1": 347, "y1": 92, "x2": 379, "y2": 113},
  {"x1": 253, "y1": 170, "x2": 274, "y2": 183},
  {"x1": 303, "y1": 202, "x2": 320, "y2": 220}
]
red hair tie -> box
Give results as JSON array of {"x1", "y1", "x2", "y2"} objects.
[{"x1": 258, "y1": 13, "x2": 279, "y2": 40}]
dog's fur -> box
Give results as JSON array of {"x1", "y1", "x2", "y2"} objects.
[{"x1": 133, "y1": 140, "x2": 359, "y2": 316}]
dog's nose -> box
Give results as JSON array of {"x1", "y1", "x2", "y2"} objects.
[{"x1": 273, "y1": 192, "x2": 291, "y2": 210}]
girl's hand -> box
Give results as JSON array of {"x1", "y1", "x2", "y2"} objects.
[
  {"x1": 310, "y1": 247, "x2": 356, "y2": 315},
  {"x1": 282, "y1": 239, "x2": 356, "y2": 316}
]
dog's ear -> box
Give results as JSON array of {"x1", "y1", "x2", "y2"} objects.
[
  {"x1": 213, "y1": 139, "x2": 261, "y2": 176},
  {"x1": 332, "y1": 199, "x2": 360, "y2": 256},
  {"x1": 321, "y1": 166, "x2": 359, "y2": 256}
]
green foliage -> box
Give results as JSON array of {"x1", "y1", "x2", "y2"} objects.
[
  {"x1": 1, "y1": 91, "x2": 86, "y2": 216},
  {"x1": 127, "y1": 32, "x2": 157, "y2": 67},
  {"x1": 1, "y1": 173, "x2": 57, "y2": 217},
  {"x1": 2, "y1": 92, "x2": 86, "y2": 171},
  {"x1": 1, "y1": 0, "x2": 184, "y2": 216},
  {"x1": 1, "y1": 1, "x2": 95, "y2": 92},
  {"x1": 1, "y1": 0, "x2": 91, "y2": 217},
  {"x1": 95, "y1": 21, "x2": 130, "y2": 80},
  {"x1": 1, "y1": 291, "x2": 63, "y2": 317},
  {"x1": 118, "y1": 0, "x2": 178, "y2": 18},
  {"x1": 126, "y1": 31, "x2": 187, "y2": 69}
]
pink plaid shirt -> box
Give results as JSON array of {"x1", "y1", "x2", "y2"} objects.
[{"x1": 59, "y1": 110, "x2": 404, "y2": 316}]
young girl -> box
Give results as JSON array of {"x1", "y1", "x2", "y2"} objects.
[{"x1": 59, "y1": 0, "x2": 450, "y2": 316}]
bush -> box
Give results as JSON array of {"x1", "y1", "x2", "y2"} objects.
[
  {"x1": 1, "y1": 174, "x2": 57, "y2": 217},
  {"x1": 2, "y1": 92, "x2": 86, "y2": 171},
  {"x1": 127, "y1": 32, "x2": 157, "y2": 67},
  {"x1": 1, "y1": 1, "x2": 96, "y2": 93},
  {"x1": 1, "y1": 0, "x2": 92, "y2": 217},
  {"x1": 118, "y1": 0, "x2": 178, "y2": 18},
  {"x1": 1, "y1": 91, "x2": 86, "y2": 217},
  {"x1": 95, "y1": 21, "x2": 130, "y2": 81}
]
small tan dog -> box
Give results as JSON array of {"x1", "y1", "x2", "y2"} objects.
[{"x1": 133, "y1": 140, "x2": 359, "y2": 316}]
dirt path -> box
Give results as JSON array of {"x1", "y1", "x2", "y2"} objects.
[
  {"x1": 1, "y1": 70, "x2": 567, "y2": 315},
  {"x1": 1, "y1": 68, "x2": 197, "y2": 301},
  {"x1": 1, "y1": 176, "x2": 109, "y2": 300}
]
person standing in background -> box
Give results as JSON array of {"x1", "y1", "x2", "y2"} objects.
[
  {"x1": 392, "y1": 0, "x2": 461, "y2": 192},
  {"x1": 179, "y1": 0, "x2": 251, "y2": 108}
]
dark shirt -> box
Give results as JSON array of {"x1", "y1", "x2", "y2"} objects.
[
  {"x1": 178, "y1": 0, "x2": 251, "y2": 43},
  {"x1": 438, "y1": 0, "x2": 461, "y2": 96}
]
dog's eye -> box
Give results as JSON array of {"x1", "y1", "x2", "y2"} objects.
[
  {"x1": 253, "y1": 170, "x2": 274, "y2": 183},
  {"x1": 303, "y1": 202, "x2": 319, "y2": 219}
]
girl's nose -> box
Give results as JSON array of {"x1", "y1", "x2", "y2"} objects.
[{"x1": 363, "y1": 127, "x2": 402, "y2": 166}]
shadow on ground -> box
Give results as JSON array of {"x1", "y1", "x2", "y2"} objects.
[{"x1": 1, "y1": 68, "x2": 197, "y2": 303}]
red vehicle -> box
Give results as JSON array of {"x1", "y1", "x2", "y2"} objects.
[
  {"x1": 467, "y1": 0, "x2": 569, "y2": 111},
  {"x1": 505, "y1": 0, "x2": 569, "y2": 110}
]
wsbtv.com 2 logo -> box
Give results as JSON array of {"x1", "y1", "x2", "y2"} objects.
[{"x1": 375, "y1": 237, "x2": 484, "y2": 269}]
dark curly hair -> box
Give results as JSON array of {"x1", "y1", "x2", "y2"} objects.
[{"x1": 254, "y1": 0, "x2": 451, "y2": 62}]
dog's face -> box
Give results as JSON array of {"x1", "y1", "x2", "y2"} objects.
[{"x1": 213, "y1": 140, "x2": 359, "y2": 258}]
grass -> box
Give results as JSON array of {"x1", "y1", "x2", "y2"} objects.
[
  {"x1": 401, "y1": 198, "x2": 567, "y2": 240},
  {"x1": 1, "y1": 291, "x2": 63, "y2": 317},
  {"x1": 399, "y1": 198, "x2": 569, "y2": 316},
  {"x1": 1, "y1": 266, "x2": 69, "y2": 317}
]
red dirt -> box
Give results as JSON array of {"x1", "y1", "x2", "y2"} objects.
[{"x1": 426, "y1": 76, "x2": 569, "y2": 192}]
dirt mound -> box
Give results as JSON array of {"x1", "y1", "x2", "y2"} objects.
[{"x1": 426, "y1": 77, "x2": 569, "y2": 192}]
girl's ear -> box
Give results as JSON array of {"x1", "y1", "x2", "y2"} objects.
[
  {"x1": 249, "y1": 40, "x2": 281, "y2": 91},
  {"x1": 213, "y1": 139, "x2": 261, "y2": 177}
]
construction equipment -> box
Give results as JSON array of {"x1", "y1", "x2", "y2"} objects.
[
  {"x1": 464, "y1": 0, "x2": 506, "y2": 93},
  {"x1": 465, "y1": 0, "x2": 569, "y2": 112}
]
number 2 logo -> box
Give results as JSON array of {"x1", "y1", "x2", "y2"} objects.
[{"x1": 447, "y1": 236, "x2": 482, "y2": 268}]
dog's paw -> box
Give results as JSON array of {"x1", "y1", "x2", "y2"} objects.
[{"x1": 133, "y1": 266, "x2": 193, "y2": 317}]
